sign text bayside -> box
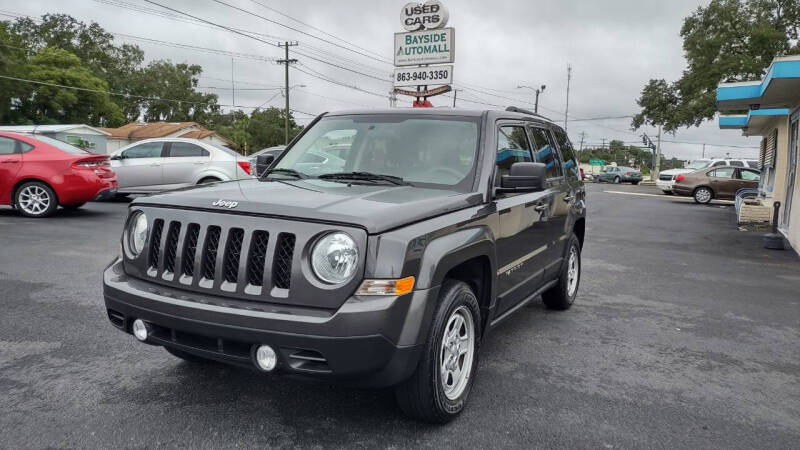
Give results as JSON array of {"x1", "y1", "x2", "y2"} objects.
[{"x1": 394, "y1": 28, "x2": 454, "y2": 67}]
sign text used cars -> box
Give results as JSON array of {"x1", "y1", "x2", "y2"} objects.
[
  {"x1": 401, "y1": 0, "x2": 449, "y2": 31},
  {"x1": 394, "y1": 28, "x2": 455, "y2": 67},
  {"x1": 393, "y1": 65, "x2": 453, "y2": 87}
]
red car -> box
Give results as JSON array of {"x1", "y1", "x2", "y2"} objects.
[{"x1": 0, "y1": 132, "x2": 117, "y2": 218}]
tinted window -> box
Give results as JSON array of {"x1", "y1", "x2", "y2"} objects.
[
  {"x1": 746, "y1": 160, "x2": 758, "y2": 168},
  {"x1": 20, "y1": 142, "x2": 34, "y2": 153},
  {"x1": 123, "y1": 142, "x2": 163, "y2": 159},
  {"x1": 0, "y1": 137, "x2": 16, "y2": 155},
  {"x1": 709, "y1": 167, "x2": 735, "y2": 178},
  {"x1": 168, "y1": 142, "x2": 209, "y2": 157},
  {"x1": 529, "y1": 127, "x2": 562, "y2": 178},
  {"x1": 729, "y1": 160, "x2": 744, "y2": 167},
  {"x1": 740, "y1": 169, "x2": 760, "y2": 181},
  {"x1": 495, "y1": 125, "x2": 533, "y2": 184},
  {"x1": 552, "y1": 129, "x2": 578, "y2": 178},
  {"x1": 28, "y1": 135, "x2": 90, "y2": 154}
]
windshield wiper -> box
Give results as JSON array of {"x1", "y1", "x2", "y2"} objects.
[
  {"x1": 317, "y1": 171, "x2": 410, "y2": 186},
  {"x1": 261, "y1": 168, "x2": 309, "y2": 180}
]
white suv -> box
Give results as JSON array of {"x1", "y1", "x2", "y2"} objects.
[{"x1": 657, "y1": 158, "x2": 758, "y2": 194}]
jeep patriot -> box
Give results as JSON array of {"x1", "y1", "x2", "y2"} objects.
[{"x1": 103, "y1": 107, "x2": 587, "y2": 422}]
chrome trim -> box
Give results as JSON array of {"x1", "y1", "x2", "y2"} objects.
[{"x1": 497, "y1": 244, "x2": 548, "y2": 274}]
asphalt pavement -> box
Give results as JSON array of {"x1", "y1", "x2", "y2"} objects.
[{"x1": 1, "y1": 184, "x2": 799, "y2": 449}]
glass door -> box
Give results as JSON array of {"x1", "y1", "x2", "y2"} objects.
[{"x1": 783, "y1": 114, "x2": 798, "y2": 229}]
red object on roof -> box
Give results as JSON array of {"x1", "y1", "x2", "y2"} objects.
[{"x1": 412, "y1": 100, "x2": 434, "y2": 108}]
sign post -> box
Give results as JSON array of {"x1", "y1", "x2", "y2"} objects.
[{"x1": 392, "y1": 0, "x2": 454, "y2": 107}]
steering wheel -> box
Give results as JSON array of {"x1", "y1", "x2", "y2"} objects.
[{"x1": 420, "y1": 166, "x2": 464, "y2": 183}]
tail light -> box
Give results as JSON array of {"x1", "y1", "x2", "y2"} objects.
[
  {"x1": 676, "y1": 174, "x2": 685, "y2": 182},
  {"x1": 580, "y1": 168, "x2": 585, "y2": 180},
  {"x1": 237, "y1": 161, "x2": 252, "y2": 175},
  {"x1": 72, "y1": 158, "x2": 110, "y2": 169},
  {"x1": 625, "y1": 172, "x2": 630, "y2": 176}
]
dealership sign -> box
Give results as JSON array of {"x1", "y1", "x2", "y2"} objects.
[
  {"x1": 401, "y1": 0, "x2": 449, "y2": 31},
  {"x1": 394, "y1": 28, "x2": 454, "y2": 67},
  {"x1": 393, "y1": 65, "x2": 453, "y2": 87}
]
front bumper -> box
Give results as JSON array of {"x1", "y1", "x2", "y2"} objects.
[{"x1": 103, "y1": 259, "x2": 435, "y2": 387}]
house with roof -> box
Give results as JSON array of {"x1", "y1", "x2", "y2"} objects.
[
  {"x1": 100, "y1": 122, "x2": 233, "y2": 153},
  {"x1": 717, "y1": 55, "x2": 800, "y2": 255},
  {"x1": 0, "y1": 124, "x2": 111, "y2": 153}
]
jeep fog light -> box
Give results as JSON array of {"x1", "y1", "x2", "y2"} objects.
[
  {"x1": 132, "y1": 319, "x2": 149, "y2": 341},
  {"x1": 255, "y1": 345, "x2": 277, "y2": 371},
  {"x1": 356, "y1": 276, "x2": 415, "y2": 296}
]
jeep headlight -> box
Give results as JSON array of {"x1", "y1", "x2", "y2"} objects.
[
  {"x1": 311, "y1": 232, "x2": 358, "y2": 284},
  {"x1": 127, "y1": 211, "x2": 148, "y2": 257}
]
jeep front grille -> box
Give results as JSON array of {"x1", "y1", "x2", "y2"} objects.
[
  {"x1": 273, "y1": 233, "x2": 295, "y2": 289},
  {"x1": 247, "y1": 231, "x2": 269, "y2": 286},
  {"x1": 148, "y1": 219, "x2": 164, "y2": 269},
  {"x1": 163, "y1": 221, "x2": 181, "y2": 274},
  {"x1": 223, "y1": 228, "x2": 244, "y2": 283},
  {"x1": 202, "y1": 226, "x2": 221, "y2": 280},
  {"x1": 181, "y1": 223, "x2": 200, "y2": 277}
]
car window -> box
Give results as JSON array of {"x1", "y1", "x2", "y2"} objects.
[
  {"x1": 711, "y1": 161, "x2": 726, "y2": 167},
  {"x1": 168, "y1": 142, "x2": 209, "y2": 157},
  {"x1": 123, "y1": 142, "x2": 164, "y2": 159},
  {"x1": 746, "y1": 160, "x2": 758, "y2": 168},
  {"x1": 687, "y1": 160, "x2": 711, "y2": 170},
  {"x1": 528, "y1": 127, "x2": 562, "y2": 178},
  {"x1": 552, "y1": 128, "x2": 578, "y2": 178},
  {"x1": 739, "y1": 169, "x2": 760, "y2": 181},
  {"x1": 495, "y1": 125, "x2": 533, "y2": 185},
  {"x1": 25, "y1": 135, "x2": 91, "y2": 154},
  {"x1": 0, "y1": 137, "x2": 17, "y2": 155},
  {"x1": 298, "y1": 152, "x2": 326, "y2": 163},
  {"x1": 729, "y1": 160, "x2": 744, "y2": 167},
  {"x1": 709, "y1": 167, "x2": 735, "y2": 178}
]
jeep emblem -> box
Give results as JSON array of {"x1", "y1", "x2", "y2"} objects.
[{"x1": 212, "y1": 199, "x2": 239, "y2": 209}]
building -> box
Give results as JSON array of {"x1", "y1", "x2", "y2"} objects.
[
  {"x1": 717, "y1": 55, "x2": 800, "y2": 254},
  {"x1": 100, "y1": 122, "x2": 233, "y2": 153},
  {"x1": 0, "y1": 124, "x2": 110, "y2": 153}
]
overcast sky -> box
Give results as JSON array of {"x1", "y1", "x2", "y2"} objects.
[{"x1": 5, "y1": 0, "x2": 761, "y2": 160}]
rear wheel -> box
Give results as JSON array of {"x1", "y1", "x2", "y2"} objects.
[
  {"x1": 15, "y1": 181, "x2": 58, "y2": 218},
  {"x1": 613, "y1": 176, "x2": 621, "y2": 184},
  {"x1": 662, "y1": 190, "x2": 673, "y2": 195},
  {"x1": 165, "y1": 347, "x2": 213, "y2": 364},
  {"x1": 395, "y1": 280, "x2": 481, "y2": 423},
  {"x1": 693, "y1": 186, "x2": 713, "y2": 204},
  {"x1": 542, "y1": 234, "x2": 581, "y2": 310}
]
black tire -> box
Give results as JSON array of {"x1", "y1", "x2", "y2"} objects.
[
  {"x1": 198, "y1": 177, "x2": 221, "y2": 185},
  {"x1": 662, "y1": 190, "x2": 673, "y2": 195},
  {"x1": 62, "y1": 202, "x2": 85, "y2": 210},
  {"x1": 395, "y1": 280, "x2": 482, "y2": 423},
  {"x1": 613, "y1": 176, "x2": 621, "y2": 184},
  {"x1": 165, "y1": 346, "x2": 213, "y2": 363},
  {"x1": 631, "y1": 181, "x2": 640, "y2": 185},
  {"x1": 693, "y1": 186, "x2": 713, "y2": 204},
  {"x1": 542, "y1": 234, "x2": 581, "y2": 310},
  {"x1": 14, "y1": 181, "x2": 59, "y2": 218}
]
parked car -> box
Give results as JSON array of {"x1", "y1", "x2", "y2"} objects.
[
  {"x1": 0, "y1": 132, "x2": 117, "y2": 218},
  {"x1": 103, "y1": 107, "x2": 586, "y2": 423},
  {"x1": 596, "y1": 166, "x2": 642, "y2": 184},
  {"x1": 109, "y1": 138, "x2": 251, "y2": 195},
  {"x1": 249, "y1": 145, "x2": 285, "y2": 177},
  {"x1": 656, "y1": 158, "x2": 758, "y2": 194},
  {"x1": 672, "y1": 166, "x2": 761, "y2": 204}
]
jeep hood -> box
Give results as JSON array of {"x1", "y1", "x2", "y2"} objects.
[{"x1": 133, "y1": 179, "x2": 484, "y2": 234}]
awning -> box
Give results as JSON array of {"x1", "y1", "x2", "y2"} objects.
[
  {"x1": 717, "y1": 55, "x2": 800, "y2": 111},
  {"x1": 718, "y1": 108, "x2": 789, "y2": 136}
]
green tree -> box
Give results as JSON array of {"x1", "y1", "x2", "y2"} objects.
[
  {"x1": 18, "y1": 47, "x2": 124, "y2": 126},
  {"x1": 0, "y1": 22, "x2": 28, "y2": 123},
  {"x1": 632, "y1": 0, "x2": 800, "y2": 132},
  {"x1": 133, "y1": 61, "x2": 220, "y2": 123},
  {"x1": 207, "y1": 107, "x2": 302, "y2": 153}
]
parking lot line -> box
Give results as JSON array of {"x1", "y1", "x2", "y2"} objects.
[{"x1": 601, "y1": 190, "x2": 734, "y2": 204}]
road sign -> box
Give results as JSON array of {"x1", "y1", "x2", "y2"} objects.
[
  {"x1": 589, "y1": 159, "x2": 606, "y2": 166},
  {"x1": 401, "y1": 0, "x2": 449, "y2": 31},
  {"x1": 394, "y1": 28, "x2": 454, "y2": 67},
  {"x1": 393, "y1": 65, "x2": 453, "y2": 87}
]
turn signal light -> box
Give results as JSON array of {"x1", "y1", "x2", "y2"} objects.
[
  {"x1": 676, "y1": 175, "x2": 685, "y2": 182},
  {"x1": 356, "y1": 276, "x2": 415, "y2": 296}
]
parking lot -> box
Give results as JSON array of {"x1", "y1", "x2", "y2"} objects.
[{"x1": 1, "y1": 182, "x2": 798, "y2": 448}]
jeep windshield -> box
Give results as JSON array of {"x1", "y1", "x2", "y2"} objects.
[{"x1": 271, "y1": 114, "x2": 480, "y2": 191}]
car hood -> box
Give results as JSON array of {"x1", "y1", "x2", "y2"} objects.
[
  {"x1": 132, "y1": 178, "x2": 484, "y2": 234},
  {"x1": 660, "y1": 168, "x2": 694, "y2": 176}
]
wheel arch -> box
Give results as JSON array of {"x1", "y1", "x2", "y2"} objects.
[{"x1": 11, "y1": 177, "x2": 60, "y2": 207}]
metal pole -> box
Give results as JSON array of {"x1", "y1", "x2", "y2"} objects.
[
  {"x1": 654, "y1": 125, "x2": 662, "y2": 182},
  {"x1": 230, "y1": 58, "x2": 235, "y2": 123},
  {"x1": 453, "y1": 89, "x2": 458, "y2": 107},
  {"x1": 284, "y1": 43, "x2": 289, "y2": 145},
  {"x1": 565, "y1": 64, "x2": 571, "y2": 133},
  {"x1": 535, "y1": 89, "x2": 540, "y2": 114},
  {"x1": 702, "y1": 143, "x2": 706, "y2": 158}
]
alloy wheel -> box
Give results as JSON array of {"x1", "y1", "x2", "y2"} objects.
[
  {"x1": 695, "y1": 188, "x2": 712, "y2": 203},
  {"x1": 18, "y1": 185, "x2": 51, "y2": 216},
  {"x1": 439, "y1": 305, "x2": 475, "y2": 400},
  {"x1": 567, "y1": 245, "x2": 579, "y2": 297}
]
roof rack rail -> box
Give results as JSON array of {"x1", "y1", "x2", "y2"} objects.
[{"x1": 505, "y1": 106, "x2": 551, "y2": 121}]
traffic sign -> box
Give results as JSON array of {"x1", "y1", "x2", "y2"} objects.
[
  {"x1": 393, "y1": 65, "x2": 453, "y2": 87},
  {"x1": 589, "y1": 159, "x2": 606, "y2": 166},
  {"x1": 394, "y1": 28, "x2": 455, "y2": 66}
]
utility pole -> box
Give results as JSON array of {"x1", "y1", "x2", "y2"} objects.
[
  {"x1": 578, "y1": 131, "x2": 586, "y2": 151},
  {"x1": 452, "y1": 89, "x2": 460, "y2": 107},
  {"x1": 230, "y1": 58, "x2": 235, "y2": 123},
  {"x1": 277, "y1": 41, "x2": 298, "y2": 145},
  {"x1": 654, "y1": 125, "x2": 662, "y2": 182},
  {"x1": 564, "y1": 64, "x2": 572, "y2": 133},
  {"x1": 601, "y1": 138, "x2": 606, "y2": 149},
  {"x1": 702, "y1": 143, "x2": 706, "y2": 158}
]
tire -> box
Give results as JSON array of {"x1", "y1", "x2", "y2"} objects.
[
  {"x1": 198, "y1": 177, "x2": 221, "y2": 185},
  {"x1": 693, "y1": 186, "x2": 713, "y2": 204},
  {"x1": 62, "y1": 202, "x2": 85, "y2": 210},
  {"x1": 15, "y1": 181, "x2": 58, "y2": 218},
  {"x1": 165, "y1": 346, "x2": 213, "y2": 363},
  {"x1": 542, "y1": 234, "x2": 581, "y2": 310},
  {"x1": 662, "y1": 190, "x2": 673, "y2": 195},
  {"x1": 613, "y1": 176, "x2": 621, "y2": 184},
  {"x1": 631, "y1": 181, "x2": 640, "y2": 185},
  {"x1": 395, "y1": 280, "x2": 481, "y2": 423}
]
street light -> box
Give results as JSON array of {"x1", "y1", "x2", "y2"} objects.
[{"x1": 517, "y1": 84, "x2": 546, "y2": 114}]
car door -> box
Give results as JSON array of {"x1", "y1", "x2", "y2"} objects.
[
  {"x1": 162, "y1": 141, "x2": 211, "y2": 188},
  {"x1": 535, "y1": 127, "x2": 569, "y2": 279},
  {"x1": 0, "y1": 136, "x2": 23, "y2": 203},
  {"x1": 738, "y1": 168, "x2": 761, "y2": 190},
  {"x1": 494, "y1": 123, "x2": 550, "y2": 316},
  {"x1": 707, "y1": 167, "x2": 737, "y2": 199},
  {"x1": 112, "y1": 141, "x2": 166, "y2": 191}
]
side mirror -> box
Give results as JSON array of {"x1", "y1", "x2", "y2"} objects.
[
  {"x1": 500, "y1": 162, "x2": 546, "y2": 192},
  {"x1": 255, "y1": 154, "x2": 276, "y2": 176}
]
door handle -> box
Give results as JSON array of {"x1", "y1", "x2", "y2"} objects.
[{"x1": 534, "y1": 204, "x2": 548, "y2": 212}]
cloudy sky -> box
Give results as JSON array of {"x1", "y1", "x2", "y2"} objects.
[{"x1": 4, "y1": 0, "x2": 761, "y2": 160}]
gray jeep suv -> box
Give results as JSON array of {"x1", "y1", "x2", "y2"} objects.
[{"x1": 103, "y1": 107, "x2": 586, "y2": 423}]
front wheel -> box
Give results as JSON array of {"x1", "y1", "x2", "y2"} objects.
[
  {"x1": 542, "y1": 234, "x2": 581, "y2": 310},
  {"x1": 15, "y1": 181, "x2": 58, "y2": 218},
  {"x1": 693, "y1": 187, "x2": 713, "y2": 204},
  {"x1": 395, "y1": 280, "x2": 481, "y2": 423}
]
